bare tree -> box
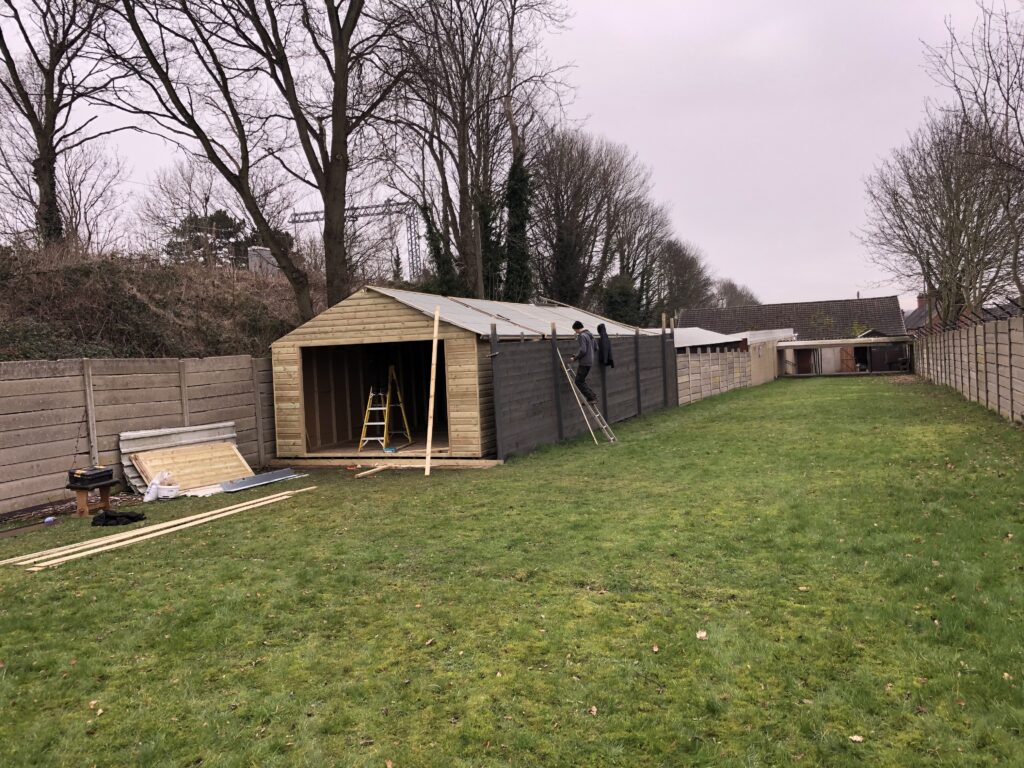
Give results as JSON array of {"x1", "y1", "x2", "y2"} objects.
[
  {"x1": 0, "y1": 0, "x2": 123, "y2": 245},
  {"x1": 102, "y1": 0, "x2": 320, "y2": 319},
  {"x1": 862, "y1": 110, "x2": 1018, "y2": 324},
  {"x1": 58, "y1": 141, "x2": 127, "y2": 252},
  {"x1": 531, "y1": 127, "x2": 665, "y2": 310},
  {"x1": 0, "y1": 84, "x2": 126, "y2": 251},
  {"x1": 713, "y1": 278, "x2": 760, "y2": 308},
  {"x1": 657, "y1": 239, "x2": 716, "y2": 312},
  {"x1": 387, "y1": 0, "x2": 563, "y2": 298},
  {"x1": 926, "y1": 2, "x2": 1024, "y2": 297},
  {"x1": 137, "y1": 157, "x2": 238, "y2": 247}
]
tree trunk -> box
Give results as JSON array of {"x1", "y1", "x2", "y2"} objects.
[
  {"x1": 323, "y1": 180, "x2": 349, "y2": 307},
  {"x1": 32, "y1": 147, "x2": 64, "y2": 244}
]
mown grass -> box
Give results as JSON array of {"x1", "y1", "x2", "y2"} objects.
[{"x1": 1, "y1": 377, "x2": 1023, "y2": 767}]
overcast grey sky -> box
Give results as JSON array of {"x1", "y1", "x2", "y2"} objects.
[{"x1": 553, "y1": 0, "x2": 981, "y2": 308}]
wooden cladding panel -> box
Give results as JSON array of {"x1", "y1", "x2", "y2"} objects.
[{"x1": 444, "y1": 336, "x2": 483, "y2": 457}]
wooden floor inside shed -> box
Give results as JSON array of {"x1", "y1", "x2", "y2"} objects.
[{"x1": 306, "y1": 435, "x2": 451, "y2": 458}]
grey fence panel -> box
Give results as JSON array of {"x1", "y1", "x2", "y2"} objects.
[{"x1": 490, "y1": 334, "x2": 674, "y2": 460}]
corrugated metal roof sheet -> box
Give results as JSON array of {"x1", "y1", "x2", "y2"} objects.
[
  {"x1": 677, "y1": 296, "x2": 907, "y2": 340},
  {"x1": 369, "y1": 286, "x2": 653, "y2": 338},
  {"x1": 671, "y1": 327, "x2": 746, "y2": 348}
]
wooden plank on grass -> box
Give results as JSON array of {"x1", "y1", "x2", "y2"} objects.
[{"x1": 26, "y1": 488, "x2": 316, "y2": 570}]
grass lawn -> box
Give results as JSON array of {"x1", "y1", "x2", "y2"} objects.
[{"x1": 1, "y1": 377, "x2": 1023, "y2": 767}]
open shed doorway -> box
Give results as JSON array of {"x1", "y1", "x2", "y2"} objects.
[{"x1": 301, "y1": 341, "x2": 449, "y2": 456}]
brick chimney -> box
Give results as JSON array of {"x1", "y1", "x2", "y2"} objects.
[{"x1": 917, "y1": 292, "x2": 927, "y2": 309}]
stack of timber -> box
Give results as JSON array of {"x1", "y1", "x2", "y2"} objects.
[{"x1": 1, "y1": 487, "x2": 315, "y2": 571}]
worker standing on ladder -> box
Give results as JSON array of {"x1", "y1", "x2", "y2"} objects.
[{"x1": 570, "y1": 320, "x2": 599, "y2": 404}]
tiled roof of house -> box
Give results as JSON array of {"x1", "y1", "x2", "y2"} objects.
[
  {"x1": 903, "y1": 304, "x2": 931, "y2": 331},
  {"x1": 677, "y1": 296, "x2": 908, "y2": 341}
]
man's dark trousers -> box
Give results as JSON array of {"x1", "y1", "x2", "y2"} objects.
[{"x1": 575, "y1": 364, "x2": 597, "y2": 403}]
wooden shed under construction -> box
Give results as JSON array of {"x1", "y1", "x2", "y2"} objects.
[{"x1": 271, "y1": 286, "x2": 649, "y2": 460}]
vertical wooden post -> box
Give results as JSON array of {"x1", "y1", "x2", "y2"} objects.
[
  {"x1": 82, "y1": 359, "x2": 99, "y2": 466},
  {"x1": 599, "y1": 358, "x2": 608, "y2": 418},
  {"x1": 669, "y1": 317, "x2": 678, "y2": 403},
  {"x1": 178, "y1": 359, "x2": 191, "y2": 427},
  {"x1": 327, "y1": 353, "x2": 338, "y2": 446},
  {"x1": 489, "y1": 324, "x2": 505, "y2": 461},
  {"x1": 634, "y1": 328, "x2": 642, "y2": 417},
  {"x1": 252, "y1": 357, "x2": 267, "y2": 468},
  {"x1": 311, "y1": 351, "x2": 322, "y2": 449},
  {"x1": 425, "y1": 306, "x2": 441, "y2": 476},
  {"x1": 343, "y1": 363, "x2": 353, "y2": 441},
  {"x1": 660, "y1": 313, "x2": 669, "y2": 408},
  {"x1": 550, "y1": 323, "x2": 565, "y2": 440}
]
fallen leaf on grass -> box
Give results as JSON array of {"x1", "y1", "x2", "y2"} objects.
[
  {"x1": 651, "y1": 644, "x2": 659, "y2": 653},
  {"x1": 386, "y1": 761, "x2": 394, "y2": 768},
  {"x1": 849, "y1": 734, "x2": 865, "y2": 743},
  {"x1": 424, "y1": 638, "x2": 434, "y2": 646},
  {"x1": 1003, "y1": 672, "x2": 1013, "y2": 681},
  {"x1": 797, "y1": 586, "x2": 810, "y2": 592},
  {"x1": 0, "y1": 660, "x2": 5, "y2": 669},
  {"x1": 588, "y1": 706, "x2": 598, "y2": 716},
  {"x1": 88, "y1": 700, "x2": 98, "y2": 710},
  {"x1": 696, "y1": 630, "x2": 708, "y2": 641}
]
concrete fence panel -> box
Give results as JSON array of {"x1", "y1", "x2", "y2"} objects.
[
  {"x1": 914, "y1": 317, "x2": 1023, "y2": 425},
  {"x1": 0, "y1": 355, "x2": 277, "y2": 516}
]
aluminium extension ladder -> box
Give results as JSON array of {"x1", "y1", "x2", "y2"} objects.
[{"x1": 556, "y1": 349, "x2": 617, "y2": 444}]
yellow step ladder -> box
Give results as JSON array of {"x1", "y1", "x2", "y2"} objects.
[{"x1": 358, "y1": 365, "x2": 413, "y2": 451}]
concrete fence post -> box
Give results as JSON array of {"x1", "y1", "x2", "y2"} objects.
[
  {"x1": 178, "y1": 359, "x2": 191, "y2": 427},
  {"x1": 634, "y1": 329, "x2": 642, "y2": 417},
  {"x1": 252, "y1": 357, "x2": 267, "y2": 468},
  {"x1": 82, "y1": 358, "x2": 99, "y2": 466}
]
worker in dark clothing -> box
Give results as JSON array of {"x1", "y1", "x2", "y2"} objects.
[{"x1": 570, "y1": 320, "x2": 598, "y2": 403}]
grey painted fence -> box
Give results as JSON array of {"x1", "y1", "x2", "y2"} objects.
[
  {"x1": 913, "y1": 317, "x2": 1024, "y2": 424},
  {"x1": 0, "y1": 355, "x2": 276, "y2": 516},
  {"x1": 489, "y1": 331, "x2": 677, "y2": 460}
]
